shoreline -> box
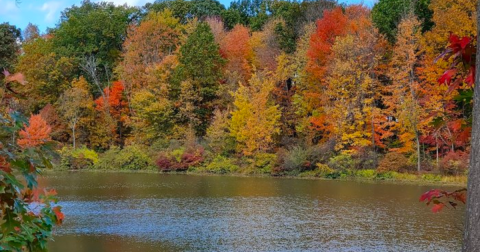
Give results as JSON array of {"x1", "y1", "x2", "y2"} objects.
[{"x1": 42, "y1": 168, "x2": 467, "y2": 187}]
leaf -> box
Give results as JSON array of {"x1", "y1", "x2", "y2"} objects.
[
  {"x1": 431, "y1": 203, "x2": 445, "y2": 213},
  {"x1": 438, "y1": 69, "x2": 457, "y2": 85},
  {"x1": 53, "y1": 206, "x2": 64, "y2": 224}
]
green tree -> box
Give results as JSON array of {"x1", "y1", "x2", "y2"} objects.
[
  {"x1": 175, "y1": 22, "x2": 225, "y2": 135},
  {"x1": 144, "y1": 0, "x2": 225, "y2": 23},
  {"x1": 52, "y1": 0, "x2": 138, "y2": 92},
  {"x1": 0, "y1": 23, "x2": 21, "y2": 71},
  {"x1": 372, "y1": 0, "x2": 433, "y2": 43}
]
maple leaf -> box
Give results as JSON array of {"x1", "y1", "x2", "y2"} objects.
[
  {"x1": 17, "y1": 114, "x2": 52, "y2": 149},
  {"x1": 53, "y1": 206, "x2": 64, "y2": 224},
  {"x1": 438, "y1": 69, "x2": 457, "y2": 85},
  {"x1": 432, "y1": 203, "x2": 445, "y2": 213}
]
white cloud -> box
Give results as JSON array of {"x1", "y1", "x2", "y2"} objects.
[
  {"x1": 0, "y1": 0, "x2": 20, "y2": 20},
  {"x1": 39, "y1": 1, "x2": 63, "y2": 24}
]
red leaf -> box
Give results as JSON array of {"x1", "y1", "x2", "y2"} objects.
[
  {"x1": 438, "y1": 69, "x2": 457, "y2": 85},
  {"x1": 465, "y1": 66, "x2": 475, "y2": 86},
  {"x1": 432, "y1": 203, "x2": 445, "y2": 213},
  {"x1": 53, "y1": 206, "x2": 64, "y2": 224},
  {"x1": 419, "y1": 189, "x2": 442, "y2": 202}
]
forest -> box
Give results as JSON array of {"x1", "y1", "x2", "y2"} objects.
[{"x1": 0, "y1": 0, "x2": 476, "y2": 179}]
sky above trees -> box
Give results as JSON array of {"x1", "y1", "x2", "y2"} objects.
[{"x1": 0, "y1": 0, "x2": 376, "y2": 33}]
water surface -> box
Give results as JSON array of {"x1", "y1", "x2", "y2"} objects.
[{"x1": 40, "y1": 172, "x2": 464, "y2": 251}]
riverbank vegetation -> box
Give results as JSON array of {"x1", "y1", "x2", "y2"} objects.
[{"x1": 0, "y1": 0, "x2": 476, "y2": 184}]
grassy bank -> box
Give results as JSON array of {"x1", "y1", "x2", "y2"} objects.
[{"x1": 53, "y1": 145, "x2": 467, "y2": 186}]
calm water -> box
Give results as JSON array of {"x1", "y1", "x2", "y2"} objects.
[{"x1": 40, "y1": 172, "x2": 464, "y2": 252}]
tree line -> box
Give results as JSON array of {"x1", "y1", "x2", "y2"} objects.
[{"x1": 0, "y1": 0, "x2": 476, "y2": 176}]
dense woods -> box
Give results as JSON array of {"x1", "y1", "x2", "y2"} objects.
[{"x1": 0, "y1": 0, "x2": 477, "y2": 178}]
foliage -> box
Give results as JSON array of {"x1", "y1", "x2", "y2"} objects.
[
  {"x1": 118, "y1": 9, "x2": 184, "y2": 96},
  {"x1": 17, "y1": 115, "x2": 52, "y2": 149},
  {"x1": 420, "y1": 188, "x2": 466, "y2": 213},
  {"x1": 371, "y1": 0, "x2": 433, "y2": 42},
  {"x1": 327, "y1": 154, "x2": 355, "y2": 171},
  {"x1": 52, "y1": 0, "x2": 138, "y2": 84},
  {"x1": 0, "y1": 22, "x2": 21, "y2": 71},
  {"x1": 156, "y1": 146, "x2": 205, "y2": 171},
  {"x1": 377, "y1": 152, "x2": 411, "y2": 173},
  {"x1": 15, "y1": 36, "x2": 76, "y2": 112},
  {"x1": 440, "y1": 151, "x2": 469, "y2": 175},
  {"x1": 229, "y1": 72, "x2": 280, "y2": 155},
  {"x1": 59, "y1": 146, "x2": 98, "y2": 170},
  {"x1": 94, "y1": 145, "x2": 154, "y2": 171},
  {"x1": 203, "y1": 155, "x2": 239, "y2": 174},
  {"x1": 174, "y1": 22, "x2": 226, "y2": 135},
  {"x1": 0, "y1": 112, "x2": 63, "y2": 251},
  {"x1": 58, "y1": 77, "x2": 93, "y2": 148}
]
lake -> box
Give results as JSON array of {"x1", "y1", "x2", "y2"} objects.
[{"x1": 40, "y1": 172, "x2": 464, "y2": 251}]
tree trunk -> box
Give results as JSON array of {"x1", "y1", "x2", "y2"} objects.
[
  {"x1": 416, "y1": 131, "x2": 421, "y2": 172},
  {"x1": 463, "y1": 3, "x2": 480, "y2": 250},
  {"x1": 72, "y1": 123, "x2": 76, "y2": 150}
]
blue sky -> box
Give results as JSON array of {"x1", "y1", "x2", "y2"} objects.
[{"x1": 0, "y1": 0, "x2": 377, "y2": 34}]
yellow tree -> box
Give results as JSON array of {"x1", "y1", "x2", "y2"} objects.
[
  {"x1": 229, "y1": 72, "x2": 281, "y2": 156},
  {"x1": 326, "y1": 6, "x2": 384, "y2": 153},
  {"x1": 384, "y1": 14, "x2": 423, "y2": 171}
]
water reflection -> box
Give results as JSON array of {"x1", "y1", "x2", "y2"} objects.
[{"x1": 41, "y1": 172, "x2": 464, "y2": 251}]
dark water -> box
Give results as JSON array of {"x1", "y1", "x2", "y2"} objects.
[{"x1": 40, "y1": 172, "x2": 464, "y2": 252}]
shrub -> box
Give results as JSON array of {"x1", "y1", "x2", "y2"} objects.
[
  {"x1": 156, "y1": 146, "x2": 205, "y2": 172},
  {"x1": 254, "y1": 153, "x2": 277, "y2": 174},
  {"x1": 422, "y1": 173, "x2": 442, "y2": 182},
  {"x1": 352, "y1": 148, "x2": 378, "y2": 170},
  {"x1": 328, "y1": 154, "x2": 355, "y2": 171},
  {"x1": 95, "y1": 145, "x2": 154, "y2": 170},
  {"x1": 280, "y1": 146, "x2": 309, "y2": 172},
  {"x1": 203, "y1": 155, "x2": 239, "y2": 174},
  {"x1": 377, "y1": 152, "x2": 410, "y2": 173},
  {"x1": 440, "y1": 151, "x2": 469, "y2": 175},
  {"x1": 58, "y1": 147, "x2": 98, "y2": 170},
  {"x1": 355, "y1": 169, "x2": 377, "y2": 179},
  {"x1": 276, "y1": 143, "x2": 335, "y2": 173}
]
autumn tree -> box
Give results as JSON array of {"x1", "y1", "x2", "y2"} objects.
[
  {"x1": 221, "y1": 24, "x2": 253, "y2": 82},
  {"x1": 384, "y1": 14, "x2": 423, "y2": 170},
  {"x1": 230, "y1": 72, "x2": 281, "y2": 155},
  {"x1": 23, "y1": 23, "x2": 40, "y2": 42},
  {"x1": 174, "y1": 22, "x2": 225, "y2": 136},
  {"x1": 118, "y1": 9, "x2": 184, "y2": 99},
  {"x1": 15, "y1": 36, "x2": 76, "y2": 112},
  {"x1": 95, "y1": 81, "x2": 129, "y2": 146},
  {"x1": 58, "y1": 77, "x2": 93, "y2": 149}
]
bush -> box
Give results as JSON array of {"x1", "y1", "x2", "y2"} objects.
[
  {"x1": 58, "y1": 147, "x2": 98, "y2": 170},
  {"x1": 254, "y1": 153, "x2": 277, "y2": 174},
  {"x1": 328, "y1": 154, "x2": 355, "y2": 171},
  {"x1": 440, "y1": 151, "x2": 469, "y2": 175},
  {"x1": 156, "y1": 146, "x2": 205, "y2": 172},
  {"x1": 355, "y1": 169, "x2": 377, "y2": 179},
  {"x1": 203, "y1": 155, "x2": 239, "y2": 174},
  {"x1": 276, "y1": 142, "x2": 335, "y2": 173},
  {"x1": 95, "y1": 145, "x2": 154, "y2": 170},
  {"x1": 352, "y1": 148, "x2": 379, "y2": 170},
  {"x1": 377, "y1": 152, "x2": 410, "y2": 173}
]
